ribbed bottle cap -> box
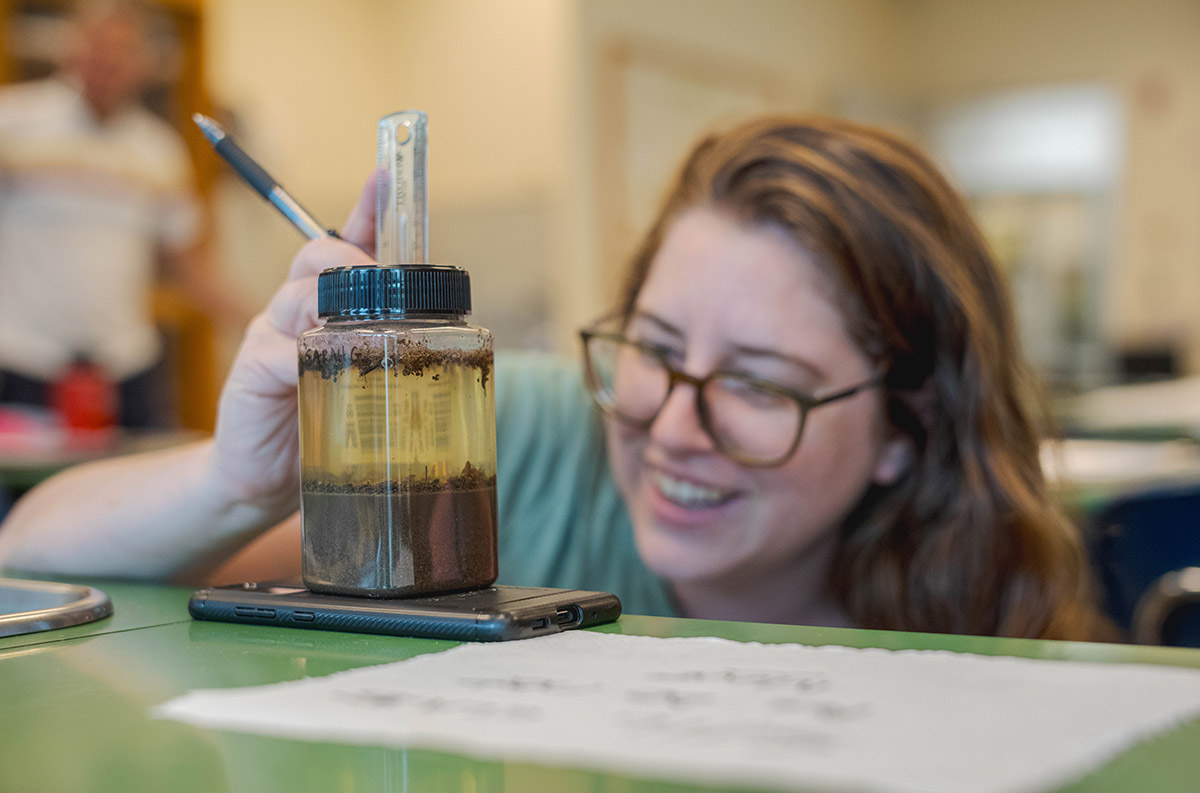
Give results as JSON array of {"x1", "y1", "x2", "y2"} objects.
[{"x1": 317, "y1": 265, "x2": 471, "y2": 318}]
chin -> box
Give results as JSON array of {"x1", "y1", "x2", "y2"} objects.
[{"x1": 630, "y1": 514, "x2": 742, "y2": 585}]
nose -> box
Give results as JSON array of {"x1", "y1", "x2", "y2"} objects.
[{"x1": 647, "y1": 377, "x2": 716, "y2": 456}]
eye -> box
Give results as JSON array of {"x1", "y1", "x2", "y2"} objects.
[
  {"x1": 712, "y1": 375, "x2": 793, "y2": 408},
  {"x1": 628, "y1": 334, "x2": 681, "y2": 365},
  {"x1": 655, "y1": 344, "x2": 685, "y2": 366},
  {"x1": 726, "y1": 359, "x2": 823, "y2": 399}
]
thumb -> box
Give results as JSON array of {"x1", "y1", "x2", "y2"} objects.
[{"x1": 340, "y1": 169, "x2": 382, "y2": 257}]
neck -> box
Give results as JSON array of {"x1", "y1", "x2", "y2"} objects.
[
  {"x1": 61, "y1": 74, "x2": 123, "y2": 124},
  {"x1": 667, "y1": 530, "x2": 853, "y2": 628},
  {"x1": 83, "y1": 95, "x2": 119, "y2": 124}
]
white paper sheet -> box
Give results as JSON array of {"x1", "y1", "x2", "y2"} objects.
[{"x1": 155, "y1": 632, "x2": 1200, "y2": 793}]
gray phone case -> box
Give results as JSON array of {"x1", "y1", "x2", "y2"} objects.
[{"x1": 189, "y1": 582, "x2": 622, "y2": 642}]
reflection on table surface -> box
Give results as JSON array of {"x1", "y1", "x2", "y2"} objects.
[
  {"x1": 1, "y1": 577, "x2": 1199, "y2": 793},
  {"x1": 1049, "y1": 376, "x2": 1200, "y2": 516},
  {"x1": 1059, "y1": 375, "x2": 1200, "y2": 440},
  {"x1": 1043, "y1": 437, "x2": 1200, "y2": 490},
  {"x1": 0, "y1": 403, "x2": 204, "y2": 489}
]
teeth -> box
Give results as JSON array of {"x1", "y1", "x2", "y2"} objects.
[{"x1": 653, "y1": 472, "x2": 732, "y2": 508}]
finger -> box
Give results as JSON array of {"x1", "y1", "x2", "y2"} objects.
[
  {"x1": 340, "y1": 170, "x2": 383, "y2": 256},
  {"x1": 240, "y1": 314, "x2": 309, "y2": 391},
  {"x1": 265, "y1": 275, "x2": 321, "y2": 339},
  {"x1": 223, "y1": 314, "x2": 306, "y2": 398},
  {"x1": 226, "y1": 276, "x2": 320, "y2": 399},
  {"x1": 286, "y1": 235, "x2": 373, "y2": 282}
]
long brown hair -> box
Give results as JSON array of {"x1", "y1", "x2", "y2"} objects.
[{"x1": 618, "y1": 116, "x2": 1109, "y2": 640}]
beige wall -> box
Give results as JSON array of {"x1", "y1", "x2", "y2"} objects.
[
  {"x1": 204, "y1": 0, "x2": 574, "y2": 352},
  {"x1": 569, "y1": 0, "x2": 904, "y2": 341},
  {"x1": 203, "y1": 0, "x2": 903, "y2": 354},
  {"x1": 204, "y1": 0, "x2": 391, "y2": 332},
  {"x1": 903, "y1": 0, "x2": 1200, "y2": 371},
  {"x1": 207, "y1": 0, "x2": 573, "y2": 224},
  {"x1": 203, "y1": 0, "x2": 1200, "y2": 372}
]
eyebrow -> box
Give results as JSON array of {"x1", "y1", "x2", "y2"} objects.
[
  {"x1": 629, "y1": 309, "x2": 826, "y2": 380},
  {"x1": 629, "y1": 310, "x2": 683, "y2": 338}
]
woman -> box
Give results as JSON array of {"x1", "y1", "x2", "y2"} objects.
[
  {"x1": 575, "y1": 117, "x2": 1106, "y2": 638},
  {"x1": 0, "y1": 116, "x2": 1108, "y2": 640}
]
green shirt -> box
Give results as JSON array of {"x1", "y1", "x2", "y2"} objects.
[{"x1": 493, "y1": 351, "x2": 675, "y2": 617}]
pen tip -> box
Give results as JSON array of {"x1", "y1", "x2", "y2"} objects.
[{"x1": 192, "y1": 112, "x2": 224, "y2": 143}]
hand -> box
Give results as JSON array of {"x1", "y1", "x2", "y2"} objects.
[{"x1": 207, "y1": 173, "x2": 379, "y2": 521}]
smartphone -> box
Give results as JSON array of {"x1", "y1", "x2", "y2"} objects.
[{"x1": 188, "y1": 581, "x2": 622, "y2": 642}]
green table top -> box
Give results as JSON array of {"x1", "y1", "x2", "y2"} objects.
[
  {"x1": 3, "y1": 578, "x2": 1199, "y2": 793},
  {"x1": 0, "y1": 577, "x2": 190, "y2": 651}
]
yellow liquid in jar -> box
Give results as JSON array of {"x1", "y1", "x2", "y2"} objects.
[{"x1": 298, "y1": 338, "x2": 495, "y2": 488}]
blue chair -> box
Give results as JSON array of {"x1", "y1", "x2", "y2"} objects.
[{"x1": 1089, "y1": 481, "x2": 1200, "y2": 647}]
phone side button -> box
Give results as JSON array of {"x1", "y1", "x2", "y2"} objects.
[
  {"x1": 293, "y1": 611, "x2": 315, "y2": 622},
  {"x1": 234, "y1": 606, "x2": 276, "y2": 619}
]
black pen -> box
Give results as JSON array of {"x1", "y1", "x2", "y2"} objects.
[{"x1": 192, "y1": 112, "x2": 338, "y2": 241}]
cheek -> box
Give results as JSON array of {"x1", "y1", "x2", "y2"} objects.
[
  {"x1": 767, "y1": 405, "x2": 888, "y2": 522},
  {"x1": 604, "y1": 419, "x2": 645, "y2": 498}
]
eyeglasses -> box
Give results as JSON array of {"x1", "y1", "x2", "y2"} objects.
[{"x1": 580, "y1": 328, "x2": 883, "y2": 467}]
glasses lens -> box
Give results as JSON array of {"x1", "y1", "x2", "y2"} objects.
[
  {"x1": 585, "y1": 335, "x2": 668, "y2": 424},
  {"x1": 703, "y1": 375, "x2": 803, "y2": 463}
]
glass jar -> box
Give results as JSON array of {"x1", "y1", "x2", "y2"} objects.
[{"x1": 297, "y1": 264, "x2": 497, "y2": 597}]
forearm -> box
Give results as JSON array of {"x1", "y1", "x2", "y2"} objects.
[
  {"x1": 0, "y1": 175, "x2": 381, "y2": 582},
  {"x1": 0, "y1": 439, "x2": 294, "y2": 580}
]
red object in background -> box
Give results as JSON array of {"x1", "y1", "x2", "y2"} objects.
[{"x1": 50, "y1": 359, "x2": 118, "y2": 430}]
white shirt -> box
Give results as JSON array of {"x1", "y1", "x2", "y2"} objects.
[{"x1": 0, "y1": 78, "x2": 200, "y2": 380}]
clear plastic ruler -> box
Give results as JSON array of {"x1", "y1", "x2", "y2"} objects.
[{"x1": 376, "y1": 110, "x2": 428, "y2": 264}]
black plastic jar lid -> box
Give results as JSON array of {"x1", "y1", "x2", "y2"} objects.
[{"x1": 317, "y1": 265, "x2": 471, "y2": 318}]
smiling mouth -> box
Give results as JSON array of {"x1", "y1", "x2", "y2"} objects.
[{"x1": 652, "y1": 471, "x2": 738, "y2": 509}]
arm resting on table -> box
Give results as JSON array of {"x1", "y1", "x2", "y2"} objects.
[{"x1": 0, "y1": 439, "x2": 291, "y2": 581}]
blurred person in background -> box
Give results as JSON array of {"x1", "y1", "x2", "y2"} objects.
[{"x1": 0, "y1": 0, "x2": 245, "y2": 428}]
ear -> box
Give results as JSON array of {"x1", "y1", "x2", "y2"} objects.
[
  {"x1": 872, "y1": 433, "x2": 915, "y2": 486},
  {"x1": 870, "y1": 376, "x2": 935, "y2": 486}
]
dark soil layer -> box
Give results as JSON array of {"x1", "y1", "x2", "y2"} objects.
[
  {"x1": 299, "y1": 339, "x2": 491, "y2": 391},
  {"x1": 302, "y1": 483, "x2": 498, "y2": 598}
]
